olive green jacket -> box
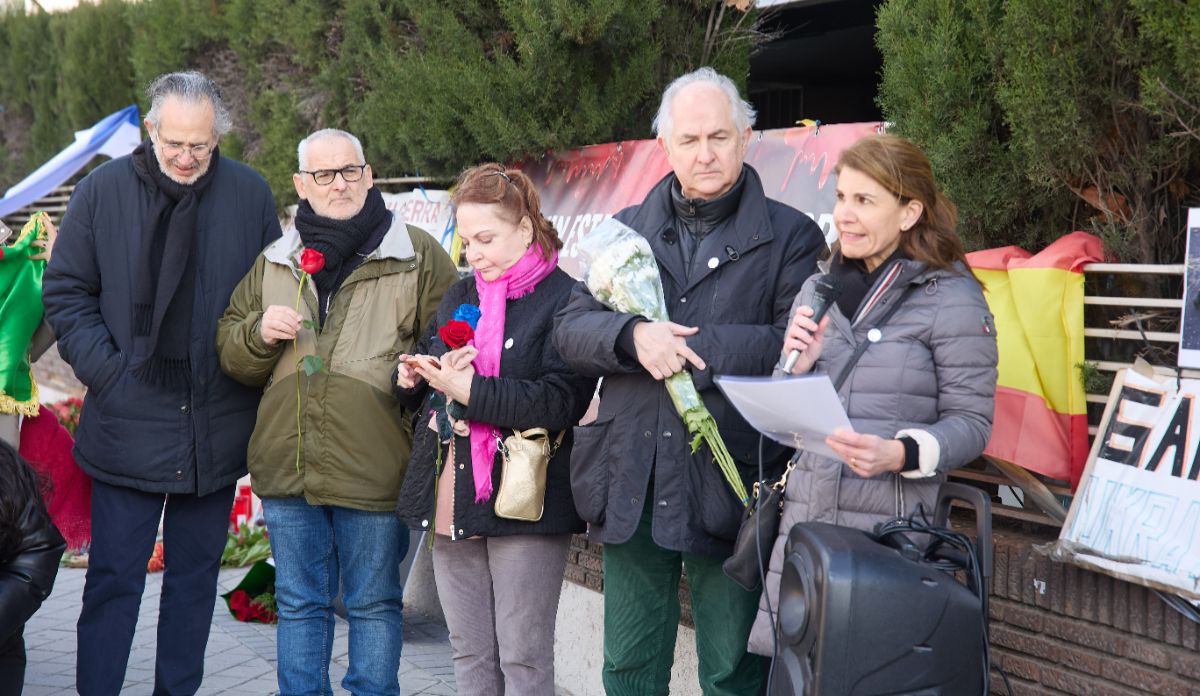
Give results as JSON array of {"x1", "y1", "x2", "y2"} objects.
[{"x1": 216, "y1": 215, "x2": 458, "y2": 511}]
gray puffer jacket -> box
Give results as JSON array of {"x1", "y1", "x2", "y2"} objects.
[{"x1": 747, "y1": 257, "x2": 997, "y2": 655}]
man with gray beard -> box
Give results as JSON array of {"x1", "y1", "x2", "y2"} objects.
[{"x1": 43, "y1": 71, "x2": 280, "y2": 696}]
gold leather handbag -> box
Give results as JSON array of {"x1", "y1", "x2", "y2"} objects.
[{"x1": 494, "y1": 428, "x2": 564, "y2": 522}]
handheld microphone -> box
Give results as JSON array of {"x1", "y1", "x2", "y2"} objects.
[{"x1": 783, "y1": 274, "x2": 841, "y2": 374}]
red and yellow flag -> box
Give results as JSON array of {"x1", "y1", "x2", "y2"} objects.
[{"x1": 967, "y1": 232, "x2": 1104, "y2": 488}]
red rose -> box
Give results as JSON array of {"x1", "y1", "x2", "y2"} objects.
[
  {"x1": 230, "y1": 590, "x2": 250, "y2": 612},
  {"x1": 299, "y1": 248, "x2": 326, "y2": 275},
  {"x1": 438, "y1": 320, "x2": 475, "y2": 350}
]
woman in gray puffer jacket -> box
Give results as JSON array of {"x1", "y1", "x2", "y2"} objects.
[{"x1": 748, "y1": 134, "x2": 998, "y2": 655}]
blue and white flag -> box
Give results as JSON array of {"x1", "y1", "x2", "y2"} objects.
[{"x1": 0, "y1": 104, "x2": 142, "y2": 219}]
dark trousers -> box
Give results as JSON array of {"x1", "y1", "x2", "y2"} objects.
[
  {"x1": 0, "y1": 625, "x2": 25, "y2": 695},
  {"x1": 76, "y1": 478, "x2": 234, "y2": 696},
  {"x1": 602, "y1": 502, "x2": 766, "y2": 696}
]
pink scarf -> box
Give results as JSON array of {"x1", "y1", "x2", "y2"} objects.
[{"x1": 468, "y1": 244, "x2": 559, "y2": 502}]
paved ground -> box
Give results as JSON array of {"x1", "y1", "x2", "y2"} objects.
[{"x1": 21, "y1": 566, "x2": 456, "y2": 695}]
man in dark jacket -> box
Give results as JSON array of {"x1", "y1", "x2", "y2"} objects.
[
  {"x1": 42, "y1": 71, "x2": 280, "y2": 696},
  {"x1": 554, "y1": 67, "x2": 825, "y2": 695}
]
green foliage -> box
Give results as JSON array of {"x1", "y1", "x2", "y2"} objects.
[
  {"x1": 1076, "y1": 361, "x2": 1112, "y2": 396},
  {"x1": 221, "y1": 523, "x2": 272, "y2": 568},
  {"x1": 301, "y1": 354, "x2": 324, "y2": 377},
  {"x1": 0, "y1": 0, "x2": 758, "y2": 207},
  {"x1": 877, "y1": 0, "x2": 1200, "y2": 261},
  {"x1": 341, "y1": 0, "x2": 751, "y2": 176},
  {"x1": 56, "y1": 0, "x2": 135, "y2": 127},
  {"x1": 877, "y1": 0, "x2": 1067, "y2": 253},
  {"x1": 128, "y1": 0, "x2": 224, "y2": 88}
]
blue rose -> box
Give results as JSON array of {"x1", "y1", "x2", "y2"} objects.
[{"x1": 453, "y1": 303, "x2": 482, "y2": 329}]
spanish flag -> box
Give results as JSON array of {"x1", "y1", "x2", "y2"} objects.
[{"x1": 967, "y1": 232, "x2": 1104, "y2": 488}]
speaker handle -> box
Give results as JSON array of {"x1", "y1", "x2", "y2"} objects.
[{"x1": 932, "y1": 481, "x2": 992, "y2": 583}]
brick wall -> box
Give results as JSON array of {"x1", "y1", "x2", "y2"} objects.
[
  {"x1": 566, "y1": 535, "x2": 695, "y2": 628},
  {"x1": 989, "y1": 524, "x2": 1200, "y2": 695},
  {"x1": 565, "y1": 522, "x2": 1200, "y2": 695}
]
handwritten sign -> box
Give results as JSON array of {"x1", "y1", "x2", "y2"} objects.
[{"x1": 1055, "y1": 368, "x2": 1200, "y2": 599}]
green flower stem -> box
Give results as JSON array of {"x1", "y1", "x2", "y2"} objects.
[
  {"x1": 294, "y1": 273, "x2": 307, "y2": 474},
  {"x1": 665, "y1": 371, "x2": 749, "y2": 506}
]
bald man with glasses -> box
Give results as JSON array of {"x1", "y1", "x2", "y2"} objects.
[{"x1": 216, "y1": 128, "x2": 457, "y2": 696}]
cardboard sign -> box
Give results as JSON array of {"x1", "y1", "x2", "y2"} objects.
[{"x1": 1055, "y1": 368, "x2": 1200, "y2": 599}]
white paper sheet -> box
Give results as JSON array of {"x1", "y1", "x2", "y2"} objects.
[{"x1": 714, "y1": 374, "x2": 853, "y2": 462}]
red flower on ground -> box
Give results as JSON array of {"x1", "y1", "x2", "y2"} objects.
[
  {"x1": 299, "y1": 248, "x2": 325, "y2": 275},
  {"x1": 229, "y1": 590, "x2": 253, "y2": 621},
  {"x1": 438, "y1": 320, "x2": 474, "y2": 350},
  {"x1": 146, "y1": 542, "x2": 165, "y2": 573}
]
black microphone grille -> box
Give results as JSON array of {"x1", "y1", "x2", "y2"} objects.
[{"x1": 814, "y1": 273, "x2": 841, "y2": 299}]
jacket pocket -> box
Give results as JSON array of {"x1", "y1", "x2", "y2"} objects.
[
  {"x1": 89, "y1": 350, "x2": 125, "y2": 397},
  {"x1": 692, "y1": 448, "x2": 745, "y2": 541},
  {"x1": 570, "y1": 417, "x2": 613, "y2": 525}
]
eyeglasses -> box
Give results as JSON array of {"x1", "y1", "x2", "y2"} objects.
[
  {"x1": 159, "y1": 140, "x2": 213, "y2": 160},
  {"x1": 300, "y1": 165, "x2": 368, "y2": 186}
]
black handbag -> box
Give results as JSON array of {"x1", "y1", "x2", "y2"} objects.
[
  {"x1": 722, "y1": 281, "x2": 917, "y2": 592},
  {"x1": 723, "y1": 461, "x2": 794, "y2": 591}
]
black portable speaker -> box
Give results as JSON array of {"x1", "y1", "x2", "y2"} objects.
[{"x1": 770, "y1": 483, "x2": 992, "y2": 696}]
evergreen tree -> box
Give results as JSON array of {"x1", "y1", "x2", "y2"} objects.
[{"x1": 877, "y1": 0, "x2": 1200, "y2": 260}]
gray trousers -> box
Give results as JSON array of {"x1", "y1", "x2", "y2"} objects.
[
  {"x1": 432, "y1": 533, "x2": 571, "y2": 696},
  {"x1": 0, "y1": 415, "x2": 18, "y2": 449}
]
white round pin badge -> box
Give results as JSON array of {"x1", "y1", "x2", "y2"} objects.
[
  {"x1": 867, "y1": 328, "x2": 882, "y2": 343},
  {"x1": 707, "y1": 257, "x2": 719, "y2": 269},
  {"x1": 504, "y1": 338, "x2": 514, "y2": 349}
]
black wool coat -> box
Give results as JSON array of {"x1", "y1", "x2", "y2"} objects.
[
  {"x1": 43, "y1": 155, "x2": 281, "y2": 495},
  {"x1": 552, "y1": 165, "x2": 826, "y2": 558},
  {"x1": 395, "y1": 268, "x2": 596, "y2": 538}
]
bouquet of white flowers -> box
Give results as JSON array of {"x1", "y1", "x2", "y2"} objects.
[{"x1": 577, "y1": 218, "x2": 748, "y2": 506}]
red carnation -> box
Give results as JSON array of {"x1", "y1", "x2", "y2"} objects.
[
  {"x1": 299, "y1": 248, "x2": 325, "y2": 275},
  {"x1": 438, "y1": 320, "x2": 475, "y2": 350}
]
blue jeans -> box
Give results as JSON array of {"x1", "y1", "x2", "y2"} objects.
[{"x1": 262, "y1": 497, "x2": 408, "y2": 696}]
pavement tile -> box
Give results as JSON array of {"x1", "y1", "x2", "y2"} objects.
[
  {"x1": 23, "y1": 671, "x2": 75, "y2": 688},
  {"x1": 24, "y1": 567, "x2": 457, "y2": 695}
]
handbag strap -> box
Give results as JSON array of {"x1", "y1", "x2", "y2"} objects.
[
  {"x1": 831, "y1": 282, "x2": 918, "y2": 392},
  {"x1": 508, "y1": 428, "x2": 565, "y2": 455}
]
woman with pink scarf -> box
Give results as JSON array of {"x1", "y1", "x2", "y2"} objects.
[{"x1": 394, "y1": 164, "x2": 595, "y2": 695}]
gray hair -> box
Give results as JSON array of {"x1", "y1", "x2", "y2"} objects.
[
  {"x1": 145, "y1": 71, "x2": 232, "y2": 137},
  {"x1": 652, "y1": 67, "x2": 756, "y2": 142},
  {"x1": 297, "y1": 129, "x2": 366, "y2": 171}
]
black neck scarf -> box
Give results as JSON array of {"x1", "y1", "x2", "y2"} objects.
[
  {"x1": 129, "y1": 138, "x2": 220, "y2": 390},
  {"x1": 293, "y1": 186, "x2": 390, "y2": 297},
  {"x1": 830, "y1": 246, "x2": 909, "y2": 320}
]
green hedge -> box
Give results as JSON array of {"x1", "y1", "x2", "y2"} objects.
[
  {"x1": 877, "y1": 0, "x2": 1200, "y2": 261},
  {"x1": 0, "y1": 0, "x2": 752, "y2": 209}
]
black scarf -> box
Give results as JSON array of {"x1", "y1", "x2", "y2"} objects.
[
  {"x1": 293, "y1": 187, "x2": 390, "y2": 299},
  {"x1": 129, "y1": 138, "x2": 220, "y2": 389},
  {"x1": 830, "y1": 247, "x2": 909, "y2": 320}
]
